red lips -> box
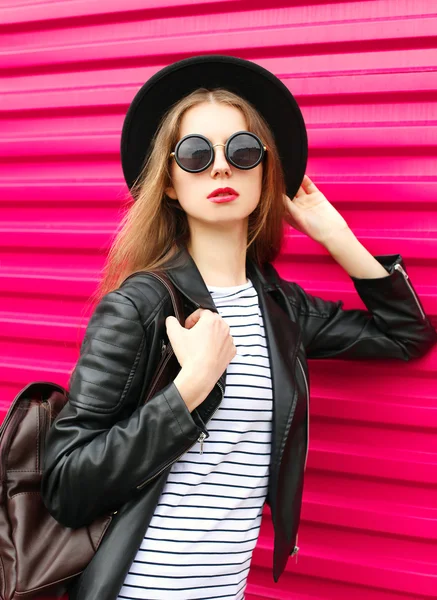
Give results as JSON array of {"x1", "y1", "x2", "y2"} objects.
[{"x1": 207, "y1": 187, "x2": 239, "y2": 199}]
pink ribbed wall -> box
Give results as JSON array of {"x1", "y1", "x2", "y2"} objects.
[{"x1": 1, "y1": 1, "x2": 436, "y2": 598}]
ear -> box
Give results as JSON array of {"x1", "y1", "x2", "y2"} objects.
[{"x1": 165, "y1": 186, "x2": 178, "y2": 200}]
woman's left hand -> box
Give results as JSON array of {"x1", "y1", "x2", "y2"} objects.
[{"x1": 283, "y1": 175, "x2": 350, "y2": 247}]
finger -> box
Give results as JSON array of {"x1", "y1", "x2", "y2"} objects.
[
  {"x1": 302, "y1": 174, "x2": 318, "y2": 194},
  {"x1": 184, "y1": 308, "x2": 205, "y2": 329},
  {"x1": 287, "y1": 191, "x2": 307, "y2": 212},
  {"x1": 284, "y1": 197, "x2": 304, "y2": 232},
  {"x1": 285, "y1": 197, "x2": 300, "y2": 215},
  {"x1": 165, "y1": 315, "x2": 181, "y2": 337},
  {"x1": 294, "y1": 185, "x2": 305, "y2": 200}
]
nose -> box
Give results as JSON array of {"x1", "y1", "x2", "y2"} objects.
[{"x1": 210, "y1": 144, "x2": 231, "y2": 178}]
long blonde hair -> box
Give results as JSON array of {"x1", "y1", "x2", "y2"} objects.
[{"x1": 96, "y1": 88, "x2": 287, "y2": 301}]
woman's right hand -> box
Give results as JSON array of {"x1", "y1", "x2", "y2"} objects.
[
  {"x1": 166, "y1": 309, "x2": 236, "y2": 382},
  {"x1": 166, "y1": 310, "x2": 236, "y2": 410}
]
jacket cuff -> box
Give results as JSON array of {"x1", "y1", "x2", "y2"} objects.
[
  {"x1": 350, "y1": 254, "x2": 402, "y2": 283},
  {"x1": 350, "y1": 254, "x2": 426, "y2": 320},
  {"x1": 162, "y1": 382, "x2": 203, "y2": 439}
]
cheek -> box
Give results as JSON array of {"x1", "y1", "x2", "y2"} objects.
[
  {"x1": 253, "y1": 168, "x2": 263, "y2": 207},
  {"x1": 252, "y1": 166, "x2": 263, "y2": 193},
  {"x1": 171, "y1": 167, "x2": 191, "y2": 196},
  {"x1": 171, "y1": 172, "x2": 200, "y2": 212}
]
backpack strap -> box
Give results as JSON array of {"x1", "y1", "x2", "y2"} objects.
[
  {"x1": 148, "y1": 271, "x2": 184, "y2": 325},
  {"x1": 139, "y1": 272, "x2": 184, "y2": 404}
]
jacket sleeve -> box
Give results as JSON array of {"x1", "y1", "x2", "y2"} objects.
[
  {"x1": 284, "y1": 254, "x2": 437, "y2": 360},
  {"x1": 41, "y1": 289, "x2": 203, "y2": 529}
]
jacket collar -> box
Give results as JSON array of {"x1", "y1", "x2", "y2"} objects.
[{"x1": 165, "y1": 245, "x2": 274, "y2": 311}]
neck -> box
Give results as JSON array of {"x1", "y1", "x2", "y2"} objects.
[{"x1": 187, "y1": 220, "x2": 248, "y2": 287}]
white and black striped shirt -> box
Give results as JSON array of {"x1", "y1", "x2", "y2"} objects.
[{"x1": 118, "y1": 278, "x2": 273, "y2": 600}]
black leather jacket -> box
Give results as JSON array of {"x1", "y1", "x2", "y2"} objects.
[{"x1": 41, "y1": 248, "x2": 437, "y2": 600}]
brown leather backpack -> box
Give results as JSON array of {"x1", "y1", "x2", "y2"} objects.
[{"x1": 0, "y1": 273, "x2": 182, "y2": 600}]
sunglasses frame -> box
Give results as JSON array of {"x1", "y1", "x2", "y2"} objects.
[{"x1": 170, "y1": 130, "x2": 267, "y2": 173}]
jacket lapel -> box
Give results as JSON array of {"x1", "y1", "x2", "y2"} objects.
[
  {"x1": 165, "y1": 248, "x2": 218, "y2": 313},
  {"x1": 246, "y1": 261, "x2": 302, "y2": 514},
  {"x1": 165, "y1": 248, "x2": 300, "y2": 507}
]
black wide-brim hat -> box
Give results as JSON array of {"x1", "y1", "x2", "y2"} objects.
[{"x1": 121, "y1": 54, "x2": 308, "y2": 199}]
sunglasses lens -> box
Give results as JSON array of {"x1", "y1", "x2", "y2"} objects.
[
  {"x1": 228, "y1": 133, "x2": 263, "y2": 168},
  {"x1": 177, "y1": 136, "x2": 211, "y2": 172}
]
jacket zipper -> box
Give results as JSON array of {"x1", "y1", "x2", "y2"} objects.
[
  {"x1": 290, "y1": 534, "x2": 300, "y2": 563},
  {"x1": 394, "y1": 263, "x2": 426, "y2": 320},
  {"x1": 137, "y1": 381, "x2": 224, "y2": 490},
  {"x1": 198, "y1": 432, "x2": 207, "y2": 454},
  {"x1": 296, "y1": 357, "x2": 310, "y2": 471},
  {"x1": 277, "y1": 358, "x2": 307, "y2": 563},
  {"x1": 199, "y1": 381, "x2": 224, "y2": 453}
]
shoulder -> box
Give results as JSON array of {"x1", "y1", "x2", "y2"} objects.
[
  {"x1": 115, "y1": 271, "x2": 172, "y2": 327},
  {"x1": 91, "y1": 272, "x2": 171, "y2": 331}
]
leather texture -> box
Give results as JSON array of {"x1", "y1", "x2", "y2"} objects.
[
  {"x1": 41, "y1": 247, "x2": 437, "y2": 600},
  {"x1": 0, "y1": 275, "x2": 182, "y2": 600},
  {"x1": 0, "y1": 382, "x2": 112, "y2": 600}
]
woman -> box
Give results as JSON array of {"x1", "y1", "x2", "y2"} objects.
[{"x1": 41, "y1": 55, "x2": 437, "y2": 600}]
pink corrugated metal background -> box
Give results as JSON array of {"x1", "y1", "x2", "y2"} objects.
[{"x1": 1, "y1": 1, "x2": 436, "y2": 598}]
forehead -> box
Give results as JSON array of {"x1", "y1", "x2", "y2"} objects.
[{"x1": 178, "y1": 102, "x2": 248, "y2": 141}]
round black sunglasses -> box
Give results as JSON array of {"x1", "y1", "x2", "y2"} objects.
[{"x1": 169, "y1": 131, "x2": 267, "y2": 173}]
